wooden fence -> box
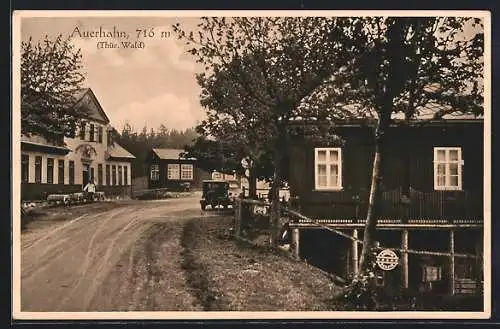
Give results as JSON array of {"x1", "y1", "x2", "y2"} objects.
[
  {"x1": 232, "y1": 197, "x2": 483, "y2": 295},
  {"x1": 233, "y1": 198, "x2": 480, "y2": 259}
]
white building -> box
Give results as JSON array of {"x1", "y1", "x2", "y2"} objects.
[{"x1": 21, "y1": 88, "x2": 135, "y2": 201}]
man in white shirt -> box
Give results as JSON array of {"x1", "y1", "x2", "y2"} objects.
[{"x1": 83, "y1": 178, "x2": 96, "y2": 202}]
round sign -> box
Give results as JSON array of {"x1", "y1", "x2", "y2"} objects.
[{"x1": 376, "y1": 249, "x2": 399, "y2": 271}]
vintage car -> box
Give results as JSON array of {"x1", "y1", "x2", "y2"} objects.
[{"x1": 200, "y1": 180, "x2": 235, "y2": 210}]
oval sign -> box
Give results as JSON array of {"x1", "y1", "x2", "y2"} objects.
[{"x1": 376, "y1": 249, "x2": 399, "y2": 271}]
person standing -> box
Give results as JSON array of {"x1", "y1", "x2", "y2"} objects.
[{"x1": 83, "y1": 178, "x2": 96, "y2": 202}]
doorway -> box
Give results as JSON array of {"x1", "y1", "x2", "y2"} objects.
[{"x1": 82, "y1": 163, "x2": 90, "y2": 186}]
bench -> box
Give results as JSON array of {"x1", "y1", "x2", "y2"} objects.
[
  {"x1": 46, "y1": 194, "x2": 71, "y2": 205},
  {"x1": 46, "y1": 191, "x2": 106, "y2": 206},
  {"x1": 95, "y1": 191, "x2": 106, "y2": 201},
  {"x1": 70, "y1": 192, "x2": 85, "y2": 203}
]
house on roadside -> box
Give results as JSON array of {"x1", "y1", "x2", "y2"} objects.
[
  {"x1": 146, "y1": 148, "x2": 211, "y2": 190},
  {"x1": 211, "y1": 170, "x2": 243, "y2": 188},
  {"x1": 211, "y1": 170, "x2": 237, "y2": 182},
  {"x1": 287, "y1": 117, "x2": 484, "y2": 297},
  {"x1": 21, "y1": 88, "x2": 136, "y2": 201}
]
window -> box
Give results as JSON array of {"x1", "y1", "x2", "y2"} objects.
[
  {"x1": 91, "y1": 167, "x2": 95, "y2": 182},
  {"x1": 434, "y1": 147, "x2": 463, "y2": 190},
  {"x1": 124, "y1": 166, "x2": 128, "y2": 185},
  {"x1": 106, "y1": 165, "x2": 110, "y2": 185},
  {"x1": 69, "y1": 161, "x2": 75, "y2": 184},
  {"x1": 89, "y1": 124, "x2": 95, "y2": 142},
  {"x1": 58, "y1": 160, "x2": 64, "y2": 184},
  {"x1": 47, "y1": 158, "x2": 54, "y2": 184},
  {"x1": 98, "y1": 126, "x2": 103, "y2": 143},
  {"x1": 21, "y1": 154, "x2": 29, "y2": 183},
  {"x1": 97, "y1": 164, "x2": 103, "y2": 186},
  {"x1": 168, "y1": 164, "x2": 180, "y2": 180},
  {"x1": 112, "y1": 165, "x2": 116, "y2": 185},
  {"x1": 79, "y1": 121, "x2": 86, "y2": 140},
  {"x1": 150, "y1": 164, "x2": 160, "y2": 181},
  {"x1": 35, "y1": 156, "x2": 42, "y2": 183},
  {"x1": 118, "y1": 166, "x2": 123, "y2": 185},
  {"x1": 212, "y1": 171, "x2": 223, "y2": 180},
  {"x1": 181, "y1": 164, "x2": 193, "y2": 180},
  {"x1": 314, "y1": 148, "x2": 342, "y2": 190}
]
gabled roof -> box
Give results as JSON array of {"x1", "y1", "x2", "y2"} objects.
[
  {"x1": 72, "y1": 88, "x2": 111, "y2": 124},
  {"x1": 108, "y1": 143, "x2": 136, "y2": 159},
  {"x1": 152, "y1": 148, "x2": 196, "y2": 160}
]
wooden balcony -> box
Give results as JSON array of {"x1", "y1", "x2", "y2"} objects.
[{"x1": 292, "y1": 187, "x2": 483, "y2": 227}]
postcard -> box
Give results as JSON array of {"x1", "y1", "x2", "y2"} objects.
[{"x1": 12, "y1": 10, "x2": 491, "y2": 320}]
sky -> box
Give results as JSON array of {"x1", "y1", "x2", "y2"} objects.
[
  {"x1": 21, "y1": 16, "x2": 206, "y2": 133},
  {"x1": 19, "y1": 15, "x2": 485, "y2": 132}
]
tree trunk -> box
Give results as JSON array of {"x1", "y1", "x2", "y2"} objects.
[
  {"x1": 248, "y1": 168, "x2": 257, "y2": 199},
  {"x1": 357, "y1": 19, "x2": 405, "y2": 277},
  {"x1": 270, "y1": 147, "x2": 282, "y2": 246},
  {"x1": 357, "y1": 114, "x2": 390, "y2": 275},
  {"x1": 402, "y1": 125, "x2": 411, "y2": 197}
]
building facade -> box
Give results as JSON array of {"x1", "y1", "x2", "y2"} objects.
[
  {"x1": 146, "y1": 148, "x2": 211, "y2": 190},
  {"x1": 21, "y1": 88, "x2": 135, "y2": 201},
  {"x1": 287, "y1": 118, "x2": 484, "y2": 296}
]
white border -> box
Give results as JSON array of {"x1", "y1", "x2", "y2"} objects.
[{"x1": 11, "y1": 10, "x2": 492, "y2": 320}]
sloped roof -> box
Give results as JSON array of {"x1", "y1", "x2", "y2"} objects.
[
  {"x1": 108, "y1": 143, "x2": 136, "y2": 159},
  {"x1": 152, "y1": 148, "x2": 195, "y2": 160},
  {"x1": 72, "y1": 88, "x2": 111, "y2": 124},
  {"x1": 72, "y1": 88, "x2": 89, "y2": 101},
  {"x1": 289, "y1": 116, "x2": 483, "y2": 129}
]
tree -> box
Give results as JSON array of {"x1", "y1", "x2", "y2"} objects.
[
  {"x1": 191, "y1": 72, "x2": 275, "y2": 199},
  {"x1": 21, "y1": 34, "x2": 86, "y2": 141},
  {"x1": 173, "y1": 17, "x2": 362, "y2": 244},
  {"x1": 182, "y1": 136, "x2": 245, "y2": 176},
  {"x1": 182, "y1": 130, "x2": 277, "y2": 198},
  {"x1": 312, "y1": 17, "x2": 483, "y2": 289}
]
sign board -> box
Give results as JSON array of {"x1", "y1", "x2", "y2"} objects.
[
  {"x1": 376, "y1": 249, "x2": 399, "y2": 271},
  {"x1": 252, "y1": 205, "x2": 269, "y2": 216},
  {"x1": 422, "y1": 265, "x2": 442, "y2": 282}
]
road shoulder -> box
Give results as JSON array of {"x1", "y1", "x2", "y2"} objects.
[{"x1": 181, "y1": 214, "x2": 342, "y2": 311}]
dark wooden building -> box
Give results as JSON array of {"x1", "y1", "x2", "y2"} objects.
[
  {"x1": 146, "y1": 148, "x2": 211, "y2": 190},
  {"x1": 287, "y1": 118, "x2": 484, "y2": 296}
]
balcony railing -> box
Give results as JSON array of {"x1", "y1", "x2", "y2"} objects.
[{"x1": 294, "y1": 187, "x2": 483, "y2": 225}]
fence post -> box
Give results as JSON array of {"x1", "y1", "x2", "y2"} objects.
[
  {"x1": 292, "y1": 228, "x2": 300, "y2": 259},
  {"x1": 352, "y1": 229, "x2": 359, "y2": 276},
  {"x1": 402, "y1": 229, "x2": 409, "y2": 289},
  {"x1": 449, "y1": 229, "x2": 455, "y2": 295},
  {"x1": 235, "y1": 199, "x2": 242, "y2": 238}
]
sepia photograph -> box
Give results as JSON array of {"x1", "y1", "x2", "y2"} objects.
[{"x1": 11, "y1": 10, "x2": 491, "y2": 320}]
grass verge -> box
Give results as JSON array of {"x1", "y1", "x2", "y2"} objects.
[{"x1": 181, "y1": 215, "x2": 342, "y2": 311}]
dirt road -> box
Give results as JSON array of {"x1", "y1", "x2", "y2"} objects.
[{"x1": 20, "y1": 195, "x2": 220, "y2": 312}]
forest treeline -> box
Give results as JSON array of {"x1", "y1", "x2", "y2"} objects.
[{"x1": 115, "y1": 123, "x2": 198, "y2": 177}]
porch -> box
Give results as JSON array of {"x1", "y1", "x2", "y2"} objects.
[
  {"x1": 232, "y1": 197, "x2": 484, "y2": 297},
  {"x1": 293, "y1": 187, "x2": 483, "y2": 225}
]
